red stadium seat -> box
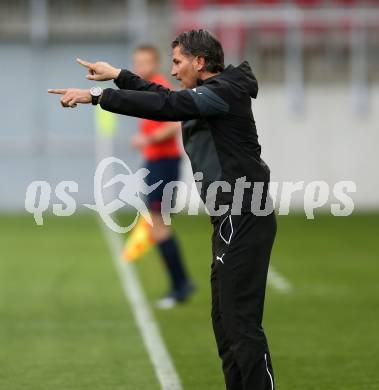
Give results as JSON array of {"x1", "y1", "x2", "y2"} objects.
[
  {"x1": 253, "y1": 0, "x2": 282, "y2": 4},
  {"x1": 334, "y1": 0, "x2": 357, "y2": 4},
  {"x1": 216, "y1": 0, "x2": 243, "y2": 4},
  {"x1": 174, "y1": 0, "x2": 211, "y2": 10},
  {"x1": 295, "y1": 0, "x2": 323, "y2": 7}
]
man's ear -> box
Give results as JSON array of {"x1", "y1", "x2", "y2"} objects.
[{"x1": 196, "y1": 56, "x2": 206, "y2": 72}]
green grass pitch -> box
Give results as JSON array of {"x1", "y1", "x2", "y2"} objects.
[{"x1": 0, "y1": 213, "x2": 378, "y2": 389}]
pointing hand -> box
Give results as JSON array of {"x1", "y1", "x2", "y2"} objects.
[
  {"x1": 47, "y1": 88, "x2": 91, "y2": 108},
  {"x1": 76, "y1": 58, "x2": 121, "y2": 81}
]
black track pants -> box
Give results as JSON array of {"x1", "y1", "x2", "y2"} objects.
[{"x1": 211, "y1": 212, "x2": 277, "y2": 390}]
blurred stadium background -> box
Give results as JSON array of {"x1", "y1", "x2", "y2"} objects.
[{"x1": 0, "y1": 1, "x2": 378, "y2": 389}]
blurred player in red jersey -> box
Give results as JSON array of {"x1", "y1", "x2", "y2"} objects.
[{"x1": 131, "y1": 45, "x2": 194, "y2": 308}]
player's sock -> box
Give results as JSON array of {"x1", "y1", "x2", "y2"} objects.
[{"x1": 157, "y1": 236, "x2": 189, "y2": 292}]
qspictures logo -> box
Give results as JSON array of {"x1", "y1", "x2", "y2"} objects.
[{"x1": 25, "y1": 157, "x2": 357, "y2": 233}]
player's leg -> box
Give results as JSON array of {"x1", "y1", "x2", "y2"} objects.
[
  {"x1": 151, "y1": 210, "x2": 192, "y2": 298},
  {"x1": 146, "y1": 158, "x2": 194, "y2": 307},
  {"x1": 212, "y1": 212, "x2": 277, "y2": 390}
]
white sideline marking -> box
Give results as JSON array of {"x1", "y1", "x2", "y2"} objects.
[
  {"x1": 99, "y1": 222, "x2": 183, "y2": 390},
  {"x1": 268, "y1": 266, "x2": 292, "y2": 293}
]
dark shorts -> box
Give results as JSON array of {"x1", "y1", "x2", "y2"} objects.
[{"x1": 144, "y1": 157, "x2": 181, "y2": 212}]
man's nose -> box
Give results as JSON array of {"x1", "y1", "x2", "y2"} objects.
[{"x1": 170, "y1": 66, "x2": 176, "y2": 77}]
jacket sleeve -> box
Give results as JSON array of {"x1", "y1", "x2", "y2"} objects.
[
  {"x1": 100, "y1": 84, "x2": 229, "y2": 122},
  {"x1": 114, "y1": 69, "x2": 170, "y2": 93}
]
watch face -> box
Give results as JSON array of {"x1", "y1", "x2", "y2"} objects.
[{"x1": 90, "y1": 86, "x2": 102, "y2": 97}]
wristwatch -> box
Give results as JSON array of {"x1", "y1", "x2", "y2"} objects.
[{"x1": 90, "y1": 86, "x2": 103, "y2": 105}]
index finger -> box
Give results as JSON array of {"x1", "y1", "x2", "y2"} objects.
[
  {"x1": 76, "y1": 58, "x2": 93, "y2": 69},
  {"x1": 48, "y1": 89, "x2": 67, "y2": 94}
]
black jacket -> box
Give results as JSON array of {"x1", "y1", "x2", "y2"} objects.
[{"x1": 101, "y1": 62, "x2": 270, "y2": 211}]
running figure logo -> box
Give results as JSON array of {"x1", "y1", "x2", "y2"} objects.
[{"x1": 84, "y1": 157, "x2": 162, "y2": 233}]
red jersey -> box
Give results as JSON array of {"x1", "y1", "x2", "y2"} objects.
[{"x1": 140, "y1": 74, "x2": 181, "y2": 161}]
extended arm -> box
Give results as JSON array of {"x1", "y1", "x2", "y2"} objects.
[
  {"x1": 76, "y1": 58, "x2": 170, "y2": 93},
  {"x1": 114, "y1": 70, "x2": 171, "y2": 93},
  {"x1": 48, "y1": 85, "x2": 229, "y2": 120},
  {"x1": 100, "y1": 88, "x2": 198, "y2": 121},
  {"x1": 100, "y1": 85, "x2": 229, "y2": 122}
]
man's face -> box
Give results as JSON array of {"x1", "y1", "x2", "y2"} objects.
[
  {"x1": 171, "y1": 45, "x2": 200, "y2": 89},
  {"x1": 133, "y1": 50, "x2": 157, "y2": 80}
]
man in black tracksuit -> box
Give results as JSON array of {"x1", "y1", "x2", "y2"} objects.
[{"x1": 49, "y1": 29, "x2": 277, "y2": 390}]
